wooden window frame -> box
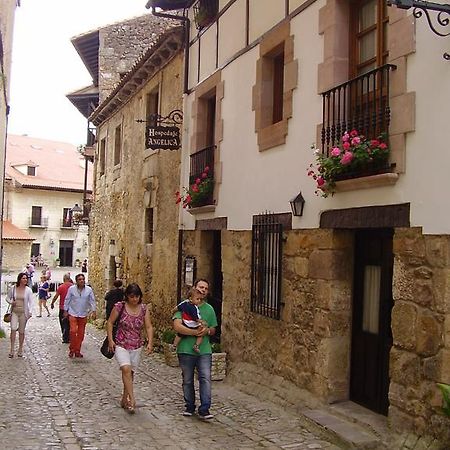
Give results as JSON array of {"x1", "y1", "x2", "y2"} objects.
[
  {"x1": 252, "y1": 22, "x2": 297, "y2": 152},
  {"x1": 349, "y1": 0, "x2": 389, "y2": 78}
]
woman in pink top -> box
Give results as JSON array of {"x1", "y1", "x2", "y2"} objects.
[{"x1": 107, "y1": 283, "x2": 153, "y2": 414}]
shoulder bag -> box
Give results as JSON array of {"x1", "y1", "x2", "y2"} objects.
[
  {"x1": 3, "y1": 287, "x2": 15, "y2": 323},
  {"x1": 100, "y1": 302, "x2": 125, "y2": 359}
]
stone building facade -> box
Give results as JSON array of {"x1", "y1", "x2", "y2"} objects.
[
  {"x1": 97, "y1": 14, "x2": 178, "y2": 102},
  {"x1": 173, "y1": 0, "x2": 450, "y2": 445},
  {"x1": 88, "y1": 26, "x2": 184, "y2": 328}
]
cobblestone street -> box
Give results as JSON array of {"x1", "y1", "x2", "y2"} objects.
[{"x1": 0, "y1": 314, "x2": 342, "y2": 450}]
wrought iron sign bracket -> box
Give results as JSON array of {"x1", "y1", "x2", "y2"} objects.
[
  {"x1": 136, "y1": 109, "x2": 183, "y2": 125},
  {"x1": 388, "y1": 0, "x2": 450, "y2": 59}
]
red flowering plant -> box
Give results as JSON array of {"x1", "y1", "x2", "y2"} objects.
[
  {"x1": 175, "y1": 166, "x2": 214, "y2": 208},
  {"x1": 307, "y1": 130, "x2": 390, "y2": 197}
]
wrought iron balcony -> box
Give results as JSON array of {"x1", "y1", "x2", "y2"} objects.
[
  {"x1": 189, "y1": 145, "x2": 215, "y2": 207},
  {"x1": 29, "y1": 217, "x2": 49, "y2": 228},
  {"x1": 321, "y1": 64, "x2": 396, "y2": 156},
  {"x1": 193, "y1": 0, "x2": 219, "y2": 30}
]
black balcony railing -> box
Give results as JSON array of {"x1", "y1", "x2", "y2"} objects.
[
  {"x1": 321, "y1": 64, "x2": 397, "y2": 156},
  {"x1": 189, "y1": 145, "x2": 215, "y2": 207},
  {"x1": 29, "y1": 217, "x2": 49, "y2": 228}
]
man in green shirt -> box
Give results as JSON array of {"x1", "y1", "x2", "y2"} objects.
[{"x1": 173, "y1": 279, "x2": 218, "y2": 420}]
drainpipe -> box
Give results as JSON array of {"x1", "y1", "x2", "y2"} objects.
[{"x1": 146, "y1": 5, "x2": 191, "y2": 94}]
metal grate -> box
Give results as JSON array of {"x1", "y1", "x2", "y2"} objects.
[{"x1": 251, "y1": 213, "x2": 283, "y2": 320}]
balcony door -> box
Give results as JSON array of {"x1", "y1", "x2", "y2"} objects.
[
  {"x1": 350, "y1": 229, "x2": 393, "y2": 415},
  {"x1": 59, "y1": 240, "x2": 73, "y2": 267}
]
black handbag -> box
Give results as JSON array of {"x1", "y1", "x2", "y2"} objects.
[
  {"x1": 4, "y1": 289, "x2": 14, "y2": 323},
  {"x1": 100, "y1": 302, "x2": 125, "y2": 359}
]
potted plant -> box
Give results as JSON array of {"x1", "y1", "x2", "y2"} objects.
[
  {"x1": 211, "y1": 342, "x2": 226, "y2": 381},
  {"x1": 161, "y1": 329, "x2": 179, "y2": 367},
  {"x1": 307, "y1": 129, "x2": 391, "y2": 197},
  {"x1": 175, "y1": 165, "x2": 214, "y2": 209},
  {"x1": 437, "y1": 383, "x2": 450, "y2": 417}
]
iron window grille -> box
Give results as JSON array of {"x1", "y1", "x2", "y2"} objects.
[{"x1": 251, "y1": 213, "x2": 283, "y2": 320}]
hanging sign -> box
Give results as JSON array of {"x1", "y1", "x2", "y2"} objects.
[{"x1": 146, "y1": 125, "x2": 181, "y2": 150}]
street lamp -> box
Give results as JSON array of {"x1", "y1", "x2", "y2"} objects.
[{"x1": 71, "y1": 203, "x2": 83, "y2": 227}]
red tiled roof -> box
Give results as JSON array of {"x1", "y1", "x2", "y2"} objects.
[
  {"x1": 2, "y1": 220, "x2": 34, "y2": 240},
  {"x1": 6, "y1": 135, "x2": 93, "y2": 192}
]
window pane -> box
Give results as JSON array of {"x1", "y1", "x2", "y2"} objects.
[
  {"x1": 362, "y1": 265, "x2": 381, "y2": 334},
  {"x1": 359, "y1": 30, "x2": 376, "y2": 63},
  {"x1": 359, "y1": 0, "x2": 377, "y2": 31}
]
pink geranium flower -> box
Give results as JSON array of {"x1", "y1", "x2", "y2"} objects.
[
  {"x1": 343, "y1": 141, "x2": 351, "y2": 150},
  {"x1": 340, "y1": 151, "x2": 353, "y2": 165},
  {"x1": 330, "y1": 147, "x2": 341, "y2": 157}
]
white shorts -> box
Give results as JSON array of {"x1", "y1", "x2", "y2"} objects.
[{"x1": 115, "y1": 345, "x2": 141, "y2": 371}]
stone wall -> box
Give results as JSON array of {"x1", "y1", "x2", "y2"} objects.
[
  {"x1": 98, "y1": 15, "x2": 177, "y2": 102},
  {"x1": 2, "y1": 240, "x2": 32, "y2": 270},
  {"x1": 89, "y1": 53, "x2": 183, "y2": 332},
  {"x1": 182, "y1": 228, "x2": 354, "y2": 402},
  {"x1": 389, "y1": 228, "x2": 450, "y2": 442}
]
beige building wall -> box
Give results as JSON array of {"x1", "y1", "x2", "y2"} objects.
[
  {"x1": 0, "y1": 0, "x2": 18, "y2": 267},
  {"x1": 4, "y1": 187, "x2": 88, "y2": 267},
  {"x1": 89, "y1": 53, "x2": 183, "y2": 326}
]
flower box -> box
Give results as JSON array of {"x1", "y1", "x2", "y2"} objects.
[{"x1": 308, "y1": 130, "x2": 391, "y2": 197}]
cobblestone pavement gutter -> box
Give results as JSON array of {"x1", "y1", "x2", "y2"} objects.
[{"x1": 0, "y1": 316, "x2": 343, "y2": 450}]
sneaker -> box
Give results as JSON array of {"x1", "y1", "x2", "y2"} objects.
[
  {"x1": 182, "y1": 410, "x2": 194, "y2": 416},
  {"x1": 198, "y1": 411, "x2": 213, "y2": 420},
  {"x1": 75, "y1": 352, "x2": 83, "y2": 358}
]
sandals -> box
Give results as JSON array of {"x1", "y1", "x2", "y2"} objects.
[
  {"x1": 17, "y1": 352, "x2": 23, "y2": 358},
  {"x1": 8, "y1": 353, "x2": 13, "y2": 358},
  {"x1": 126, "y1": 405, "x2": 136, "y2": 414}
]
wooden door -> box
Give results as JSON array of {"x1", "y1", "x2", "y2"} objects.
[
  {"x1": 350, "y1": 229, "x2": 393, "y2": 415},
  {"x1": 59, "y1": 240, "x2": 74, "y2": 267}
]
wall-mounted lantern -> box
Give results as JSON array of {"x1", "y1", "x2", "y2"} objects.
[{"x1": 290, "y1": 192, "x2": 305, "y2": 217}]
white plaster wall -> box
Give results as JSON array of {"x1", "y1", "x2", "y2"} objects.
[
  {"x1": 218, "y1": 0, "x2": 246, "y2": 66},
  {"x1": 248, "y1": 0, "x2": 285, "y2": 43},
  {"x1": 199, "y1": 26, "x2": 218, "y2": 83},
  {"x1": 182, "y1": 1, "x2": 450, "y2": 235},
  {"x1": 6, "y1": 189, "x2": 88, "y2": 265}
]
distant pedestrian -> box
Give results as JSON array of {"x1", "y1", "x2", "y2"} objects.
[
  {"x1": 81, "y1": 259, "x2": 88, "y2": 273},
  {"x1": 7, "y1": 272, "x2": 34, "y2": 358},
  {"x1": 23, "y1": 263, "x2": 35, "y2": 288},
  {"x1": 64, "y1": 273, "x2": 96, "y2": 358},
  {"x1": 107, "y1": 283, "x2": 153, "y2": 414},
  {"x1": 51, "y1": 273, "x2": 73, "y2": 343},
  {"x1": 173, "y1": 278, "x2": 217, "y2": 420},
  {"x1": 37, "y1": 274, "x2": 50, "y2": 318},
  {"x1": 44, "y1": 265, "x2": 51, "y2": 281},
  {"x1": 105, "y1": 280, "x2": 124, "y2": 320}
]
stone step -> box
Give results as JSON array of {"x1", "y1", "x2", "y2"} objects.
[{"x1": 300, "y1": 408, "x2": 385, "y2": 449}]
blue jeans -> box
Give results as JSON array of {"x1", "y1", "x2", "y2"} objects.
[{"x1": 178, "y1": 353, "x2": 212, "y2": 414}]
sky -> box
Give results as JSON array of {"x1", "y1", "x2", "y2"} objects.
[{"x1": 8, "y1": 0, "x2": 151, "y2": 146}]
